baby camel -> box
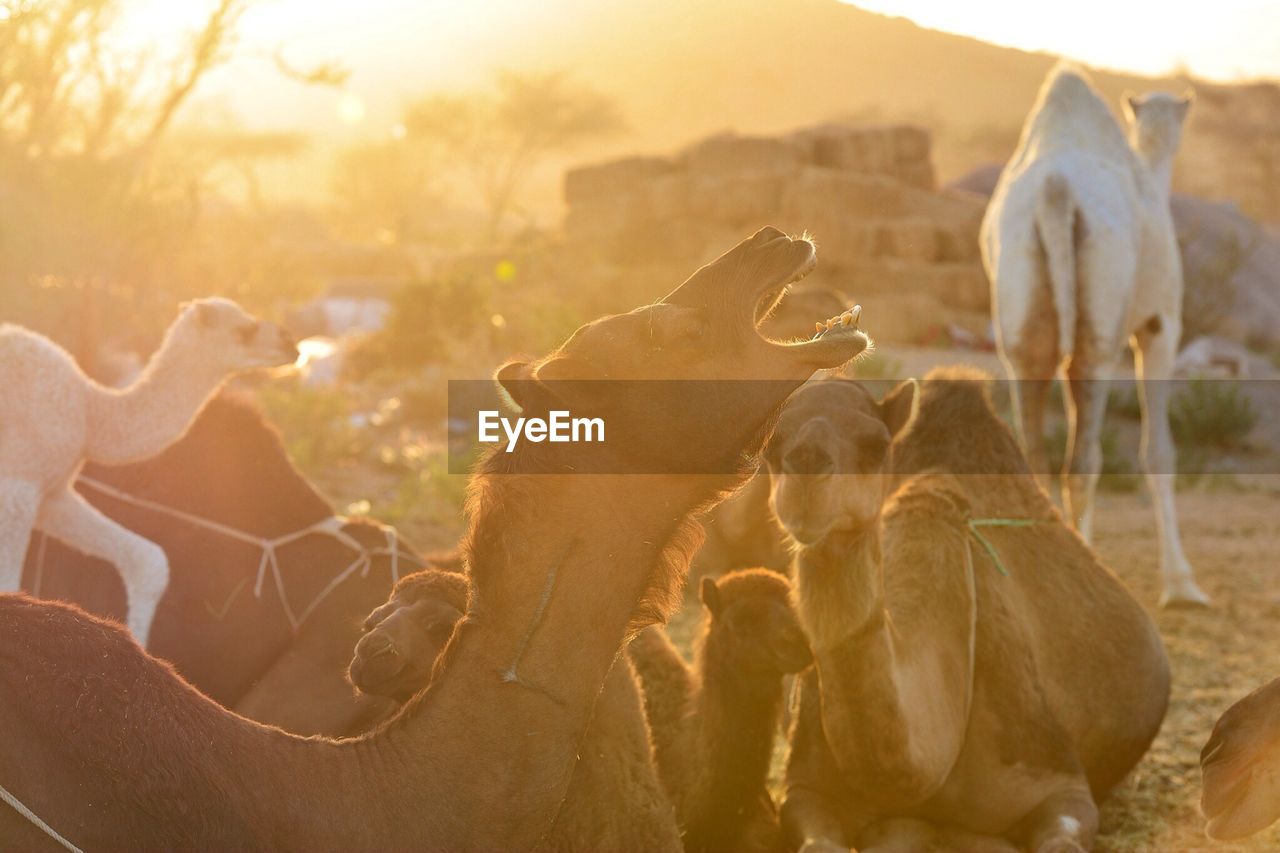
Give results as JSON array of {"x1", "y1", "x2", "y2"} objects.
[
  {"x1": 629, "y1": 569, "x2": 813, "y2": 853},
  {"x1": 0, "y1": 298, "x2": 296, "y2": 644}
]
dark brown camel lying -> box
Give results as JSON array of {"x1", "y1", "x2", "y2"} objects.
[
  {"x1": 21, "y1": 392, "x2": 414, "y2": 736},
  {"x1": 0, "y1": 227, "x2": 869, "y2": 847},
  {"x1": 349, "y1": 569, "x2": 682, "y2": 850},
  {"x1": 628, "y1": 569, "x2": 812, "y2": 853},
  {"x1": 1201, "y1": 675, "x2": 1280, "y2": 841},
  {"x1": 767, "y1": 371, "x2": 1169, "y2": 852}
]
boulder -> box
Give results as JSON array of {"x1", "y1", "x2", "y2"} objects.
[
  {"x1": 684, "y1": 133, "x2": 806, "y2": 176},
  {"x1": 564, "y1": 156, "x2": 675, "y2": 205}
]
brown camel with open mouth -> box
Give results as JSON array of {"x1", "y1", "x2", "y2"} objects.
[
  {"x1": 0, "y1": 227, "x2": 868, "y2": 848},
  {"x1": 766, "y1": 371, "x2": 1169, "y2": 852},
  {"x1": 1201, "y1": 675, "x2": 1280, "y2": 841},
  {"x1": 23, "y1": 392, "x2": 413, "y2": 736}
]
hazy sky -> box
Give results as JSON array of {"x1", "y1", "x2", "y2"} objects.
[
  {"x1": 114, "y1": 0, "x2": 1279, "y2": 141},
  {"x1": 849, "y1": 0, "x2": 1280, "y2": 81}
]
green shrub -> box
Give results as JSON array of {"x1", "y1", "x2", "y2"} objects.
[
  {"x1": 346, "y1": 276, "x2": 490, "y2": 377},
  {"x1": 256, "y1": 382, "x2": 361, "y2": 476},
  {"x1": 1045, "y1": 423, "x2": 1140, "y2": 493},
  {"x1": 1170, "y1": 380, "x2": 1256, "y2": 451}
]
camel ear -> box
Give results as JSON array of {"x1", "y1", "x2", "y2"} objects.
[
  {"x1": 879, "y1": 378, "x2": 918, "y2": 438},
  {"x1": 495, "y1": 360, "x2": 560, "y2": 414},
  {"x1": 700, "y1": 576, "x2": 722, "y2": 617},
  {"x1": 1122, "y1": 91, "x2": 1140, "y2": 121},
  {"x1": 183, "y1": 300, "x2": 218, "y2": 328}
]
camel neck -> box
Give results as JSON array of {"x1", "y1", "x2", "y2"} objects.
[
  {"x1": 793, "y1": 524, "x2": 882, "y2": 651},
  {"x1": 1137, "y1": 150, "x2": 1175, "y2": 202},
  {"x1": 86, "y1": 334, "x2": 228, "y2": 465},
  {"x1": 349, "y1": 469, "x2": 722, "y2": 846}
]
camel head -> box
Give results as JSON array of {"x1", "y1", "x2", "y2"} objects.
[
  {"x1": 700, "y1": 568, "x2": 812, "y2": 676},
  {"x1": 763, "y1": 379, "x2": 916, "y2": 545},
  {"x1": 173, "y1": 297, "x2": 298, "y2": 372},
  {"x1": 496, "y1": 227, "x2": 869, "y2": 473},
  {"x1": 1123, "y1": 89, "x2": 1193, "y2": 163},
  {"x1": 348, "y1": 570, "x2": 469, "y2": 703},
  {"x1": 1201, "y1": 675, "x2": 1280, "y2": 841}
]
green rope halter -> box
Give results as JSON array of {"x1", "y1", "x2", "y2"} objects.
[{"x1": 966, "y1": 517, "x2": 1040, "y2": 577}]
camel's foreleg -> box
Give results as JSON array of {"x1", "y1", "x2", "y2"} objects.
[
  {"x1": 0, "y1": 479, "x2": 41, "y2": 590},
  {"x1": 36, "y1": 488, "x2": 170, "y2": 646},
  {"x1": 1015, "y1": 784, "x2": 1098, "y2": 853},
  {"x1": 783, "y1": 671, "x2": 858, "y2": 853},
  {"x1": 1132, "y1": 322, "x2": 1208, "y2": 607}
]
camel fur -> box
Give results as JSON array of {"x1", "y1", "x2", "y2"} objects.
[
  {"x1": 980, "y1": 63, "x2": 1205, "y2": 607},
  {"x1": 628, "y1": 568, "x2": 812, "y2": 852},
  {"x1": 0, "y1": 298, "x2": 297, "y2": 645},
  {"x1": 0, "y1": 227, "x2": 869, "y2": 847},
  {"x1": 766, "y1": 371, "x2": 1169, "y2": 852},
  {"x1": 348, "y1": 568, "x2": 683, "y2": 851},
  {"x1": 1201, "y1": 675, "x2": 1280, "y2": 841}
]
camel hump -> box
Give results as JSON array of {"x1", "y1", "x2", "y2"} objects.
[
  {"x1": 1035, "y1": 172, "x2": 1078, "y2": 362},
  {"x1": 886, "y1": 471, "x2": 971, "y2": 526}
]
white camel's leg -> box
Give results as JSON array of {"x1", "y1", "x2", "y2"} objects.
[
  {"x1": 1133, "y1": 322, "x2": 1209, "y2": 607},
  {"x1": 1062, "y1": 358, "x2": 1113, "y2": 542},
  {"x1": 992, "y1": 240, "x2": 1059, "y2": 485},
  {"x1": 1009, "y1": 371, "x2": 1054, "y2": 482},
  {"x1": 0, "y1": 479, "x2": 42, "y2": 591},
  {"x1": 1017, "y1": 785, "x2": 1098, "y2": 853},
  {"x1": 36, "y1": 488, "x2": 170, "y2": 645}
]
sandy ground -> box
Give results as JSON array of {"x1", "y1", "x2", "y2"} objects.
[
  {"x1": 659, "y1": 483, "x2": 1280, "y2": 852},
  {"x1": 1089, "y1": 485, "x2": 1280, "y2": 851}
]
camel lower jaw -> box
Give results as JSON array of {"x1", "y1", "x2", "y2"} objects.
[{"x1": 780, "y1": 325, "x2": 871, "y2": 370}]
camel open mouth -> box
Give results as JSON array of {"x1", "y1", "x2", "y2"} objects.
[{"x1": 748, "y1": 234, "x2": 869, "y2": 370}]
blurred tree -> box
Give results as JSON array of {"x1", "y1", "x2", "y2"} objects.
[
  {"x1": 330, "y1": 136, "x2": 443, "y2": 247},
  {"x1": 0, "y1": 0, "x2": 335, "y2": 369},
  {"x1": 404, "y1": 71, "x2": 625, "y2": 241}
]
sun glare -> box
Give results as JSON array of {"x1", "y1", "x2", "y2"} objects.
[{"x1": 337, "y1": 93, "x2": 367, "y2": 125}]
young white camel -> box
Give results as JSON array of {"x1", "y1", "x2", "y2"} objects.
[
  {"x1": 0, "y1": 298, "x2": 297, "y2": 644},
  {"x1": 980, "y1": 64, "x2": 1205, "y2": 607}
]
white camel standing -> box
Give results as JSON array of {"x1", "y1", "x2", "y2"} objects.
[
  {"x1": 0, "y1": 298, "x2": 298, "y2": 645},
  {"x1": 981, "y1": 63, "x2": 1206, "y2": 607}
]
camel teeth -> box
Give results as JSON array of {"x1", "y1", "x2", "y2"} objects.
[
  {"x1": 851, "y1": 304, "x2": 862, "y2": 326},
  {"x1": 825, "y1": 318, "x2": 835, "y2": 330},
  {"x1": 815, "y1": 321, "x2": 825, "y2": 335},
  {"x1": 840, "y1": 312, "x2": 853, "y2": 327}
]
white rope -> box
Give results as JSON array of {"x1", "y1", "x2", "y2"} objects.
[
  {"x1": 74, "y1": 476, "x2": 421, "y2": 633},
  {"x1": 0, "y1": 780, "x2": 84, "y2": 852},
  {"x1": 1, "y1": 480, "x2": 421, "y2": 850}
]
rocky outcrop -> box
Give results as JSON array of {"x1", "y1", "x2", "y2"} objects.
[{"x1": 565, "y1": 124, "x2": 990, "y2": 344}]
